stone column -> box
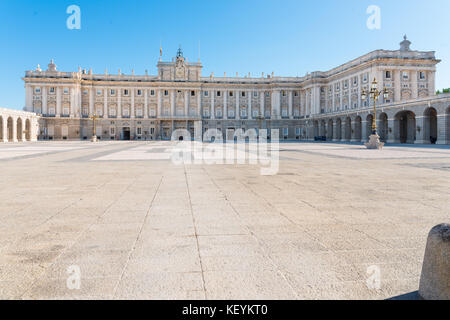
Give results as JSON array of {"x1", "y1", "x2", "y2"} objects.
[
  {"x1": 11, "y1": 117, "x2": 18, "y2": 143},
  {"x1": 260, "y1": 91, "x2": 265, "y2": 117},
  {"x1": 248, "y1": 90, "x2": 252, "y2": 118},
  {"x1": 332, "y1": 120, "x2": 339, "y2": 142},
  {"x1": 56, "y1": 87, "x2": 62, "y2": 117},
  {"x1": 157, "y1": 89, "x2": 162, "y2": 117},
  {"x1": 235, "y1": 90, "x2": 240, "y2": 120},
  {"x1": 211, "y1": 90, "x2": 215, "y2": 120},
  {"x1": 89, "y1": 87, "x2": 94, "y2": 116},
  {"x1": 70, "y1": 87, "x2": 75, "y2": 117},
  {"x1": 394, "y1": 70, "x2": 401, "y2": 102},
  {"x1": 411, "y1": 70, "x2": 418, "y2": 100},
  {"x1": 436, "y1": 114, "x2": 447, "y2": 145},
  {"x1": 171, "y1": 90, "x2": 175, "y2": 117},
  {"x1": 197, "y1": 90, "x2": 201, "y2": 117},
  {"x1": 42, "y1": 86, "x2": 48, "y2": 116},
  {"x1": 415, "y1": 116, "x2": 427, "y2": 144},
  {"x1": 144, "y1": 89, "x2": 149, "y2": 118},
  {"x1": 272, "y1": 90, "x2": 280, "y2": 119},
  {"x1": 30, "y1": 118, "x2": 38, "y2": 142},
  {"x1": 288, "y1": 90, "x2": 293, "y2": 119},
  {"x1": 184, "y1": 90, "x2": 189, "y2": 117},
  {"x1": 131, "y1": 89, "x2": 135, "y2": 119},
  {"x1": 361, "y1": 120, "x2": 368, "y2": 142},
  {"x1": 387, "y1": 118, "x2": 396, "y2": 143},
  {"x1": 103, "y1": 89, "x2": 108, "y2": 118},
  {"x1": 224, "y1": 90, "x2": 228, "y2": 119},
  {"x1": 117, "y1": 88, "x2": 122, "y2": 118}
]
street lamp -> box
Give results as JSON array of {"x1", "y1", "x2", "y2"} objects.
[
  {"x1": 361, "y1": 78, "x2": 389, "y2": 149},
  {"x1": 90, "y1": 114, "x2": 98, "y2": 142}
]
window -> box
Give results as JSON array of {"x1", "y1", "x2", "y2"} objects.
[
  {"x1": 35, "y1": 87, "x2": 41, "y2": 94},
  {"x1": 110, "y1": 89, "x2": 116, "y2": 96},
  {"x1": 254, "y1": 92, "x2": 258, "y2": 97},
  {"x1": 363, "y1": 73, "x2": 368, "y2": 83},
  {"x1": 123, "y1": 89, "x2": 129, "y2": 96},
  {"x1": 164, "y1": 90, "x2": 169, "y2": 96},
  {"x1": 295, "y1": 128, "x2": 301, "y2": 136},
  {"x1": 136, "y1": 127, "x2": 142, "y2": 135},
  {"x1": 191, "y1": 91, "x2": 196, "y2": 97},
  {"x1": 217, "y1": 91, "x2": 221, "y2": 97},
  {"x1": 83, "y1": 89, "x2": 88, "y2": 95},
  {"x1": 252, "y1": 109, "x2": 259, "y2": 117},
  {"x1": 203, "y1": 108, "x2": 210, "y2": 117},
  {"x1": 283, "y1": 128, "x2": 289, "y2": 136},
  {"x1": 385, "y1": 71, "x2": 392, "y2": 79},
  {"x1": 229, "y1": 91, "x2": 233, "y2": 97},
  {"x1": 294, "y1": 91, "x2": 298, "y2": 97},
  {"x1": 150, "y1": 108, "x2": 156, "y2": 117},
  {"x1": 123, "y1": 108, "x2": 130, "y2": 117},
  {"x1": 150, "y1": 90, "x2": 155, "y2": 96},
  {"x1": 64, "y1": 88, "x2": 69, "y2": 95},
  {"x1": 137, "y1": 89, "x2": 142, "y2": 96},
  {"x1": 110, "y1": 127, "x2": 115, "y2": 136},
  {"x1": 110, "y1": 108, "x2": 116, "y2": 116},
  {"x1": 242, "y1": 92, "x2": 246, "y2": 97},
  {"x1": 63, "y1": 106, "x2": 70, "y2": 115},
  {"x1": 419, "y1": 72, "x2": 426, "y2": 80},
  {"x1": 402, "y1": 72, "x2": 409, "y2": 80},
  {"x1": 96, "y1": 89, "x2": 102, "y2": 96},
  {"x1": 96, "y1": 107, "x2": 102, "y2": 116},
  {"x1": 265, "y1": 92, "x2": 270, "y2": 97},
  {"x1": 136, "y1": 108, "x2": 143, "y2": 117},
  {"x1": 281, "y1": 91, "x2": 286, "y2": 97},
  {"x1": 150, "y1": 128, "x2": 155, "y2": 135},
  {"x1": 204, "y1": 91, "x2": 209, "y2": 97},
  {"x1": 49, "y1": 87, "x2": 55, "y2": 94}
]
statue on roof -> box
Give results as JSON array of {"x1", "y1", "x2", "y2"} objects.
[{"x1": 400, "y1": 35, "x2": 412, "y2": 51}]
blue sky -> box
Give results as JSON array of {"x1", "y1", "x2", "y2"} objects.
[{"x1": 0, "y1": 0, "x2": 449, "y2": 110}]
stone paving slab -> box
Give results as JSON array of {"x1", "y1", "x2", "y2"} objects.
[{"x1": 0, "y1": 141, "x2": 449, "y2": 300}]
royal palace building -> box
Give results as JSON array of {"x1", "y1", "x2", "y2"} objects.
[{"x1": 13, "y1": 36, "x2": 450, "y2": 144}]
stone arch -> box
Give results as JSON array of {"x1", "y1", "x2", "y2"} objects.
[
  {"x1": 25, "y1": 119, "x2": 31, "y2": 141},
  {"x1": 423, "y1": 107, "x2": 438, "y2": 144},
  {"x1": 379, "y1": 113, "x2": 388, "y2": 142},
  {"x1": 16, "y1": 118, "x2": 23, "y2": 142},
  {"x1": 335, "y1": 118, "x2": 342, "y2": 141},
  {"x1": 395, "y1": 110, "x2": 416, "y2": 144},
  {"x1": 366, "y1": 114, "x2": 374, "y2": 141},
  {"x1": 327, "y1": 119, "x2": 333, "y2": 141},
  {"x1": 353, "y1": 116, "x2": 362, "y2": 142},
  {"x1": 345, "y1": 117, "x2": 352, "y2": 141},
  {"x1": 446, "y1": 106, "x2": 450, "y2": 144},
  {"x1": 7, "y1": 117, "x2": 14, "y2": 142}
]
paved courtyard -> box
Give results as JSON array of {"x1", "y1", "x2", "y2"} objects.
[{"x1": 0, "y1": 141, "x2": 449, "y2": 300}]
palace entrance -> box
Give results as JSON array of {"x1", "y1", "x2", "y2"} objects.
[{"x1": 122, "y1": 127, "x2": 131, "y2": 140}]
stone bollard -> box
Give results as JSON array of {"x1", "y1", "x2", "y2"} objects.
[{"x1": 419, "y1": 224, "x2": 450, "y2": 300}]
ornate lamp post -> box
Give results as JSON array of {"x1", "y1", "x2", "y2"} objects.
[
  {"x1": 361, "y1": 78, "x2": 389, "y2": 149},
  {"x1": 90, "y1": 114, "x2": 98, "y2": 142}
]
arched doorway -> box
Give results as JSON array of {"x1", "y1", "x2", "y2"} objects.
[
  {"x1": 446, "y1": 106, "x2": 450, "y2": 144},
  {"x1": 7, "y1": 117, "x2": 13, "y2": 142},
  {"x1": 336, "y1": 119, "x2": 342, "y2": 141},
  {"x1": 423, "y1": 107, "x2": 438, "y2": 144},
  {"x1": 395, "y1": 111, "x2": 416, "y2": 144},
  {"x1": 345, "y1": 117, "x2": 352, "y2": 141},
  {"x1": 25, "y1": 119, "x2": 31, "y2": 141},
  {"x1": 379, "y1": 113, "x2": 388, "y2": 142},
  {"x1": 354, "y1": 116, "x2": 362, "y2": 141},
  {"x1": 327, "y1": 119, "x2": 333, "y2": 141},
  {"x1": 16, "y1": 118, "x2": 23, "y2": 142},
  {"x1": 366, "y1": 114, "x2": 374, "y2": 141}
]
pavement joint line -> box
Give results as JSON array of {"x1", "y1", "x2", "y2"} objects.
[
  {"x1": 184, "y1": 165, "x2": 208, "y2": 300},
  {"x1": 201, "y1": 166, "x2": 301, "y2": 299},
  {"x1": 17, "y1": 174, "x2": 139, "y2": 299},
  {"x1": 112, "y1": 175, "x2": 164, "y2": 299}
]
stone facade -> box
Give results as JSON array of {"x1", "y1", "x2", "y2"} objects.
[
  {"x1": 0, "y1": 107, "x2": 39, "y2": 142},
  {"x1": 20, "y1": 38, "x2": 450, "y2": 144}
]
